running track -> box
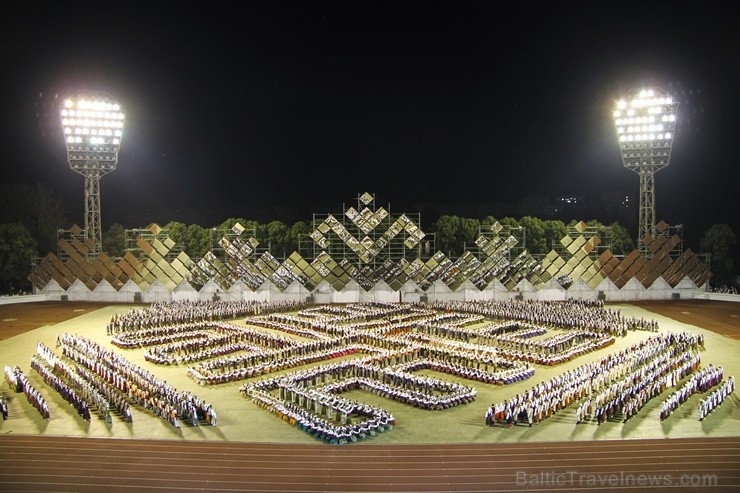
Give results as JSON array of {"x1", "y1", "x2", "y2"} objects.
[{"x1": 1, "y1": 435, "x2": 738, "y2": 492}]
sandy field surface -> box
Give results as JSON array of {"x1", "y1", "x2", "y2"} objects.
[{"x1": 1, "y1": 300, "x2": 738, "y2": 446}]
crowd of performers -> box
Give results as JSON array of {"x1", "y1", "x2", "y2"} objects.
[
  {"x1": 5, "y1": 337, "x2": 205, "y2": 426},
  {"x1": 4, "y1": 299, "x2": 734, "y2": 441},
  {"x1": 432, "y1": 299, "x2": 659, "y2": 336},
  {"x1": 250, "y1": 391, "x2": 395, "y2": 445},
  {"x1": 698, "y1": 377, "x2": 735, "y2": 421},
  {"x1": 243, "y1": 357, "x2": 405, "y2": 444},
  {"x1": 110, "y1": 321, "x2": 295, "y2": 366},
  {"x1": 4, "y1": 365, "x2": 49, "y2": 419},
  {"x1": 486, "y1": 332, "x2": 706, "y2": 427},
  {"x1": 484, "y1": 327, "x2": 734, "y2": 426},
  {"x1": 590, "y1": 342, "x2": 700, "y2": 424},
  {"x1": 31, "y1": 348, "x2": 92, "y2": 421},
  {"x1": 101, "y1": 299, "x2": 733, "y2": 436},
  {"x1": 31, "y1": 341, "x2": 133, "y2": 423},
  {"x1": 181, "y1": 311, "x2": 616, "y2": 385},
  {"x1": 660, "y1": 365, "x2": 725, "y2": 420},
  {"x1": 107, "y1": 300, "x2": 307, "y2": 334},
  {"x1": 64, "y1": 333, "x2": 216, "y2": 427}
]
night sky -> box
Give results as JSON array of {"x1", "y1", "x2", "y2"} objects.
[{"x1": 2, "y1": 1, "x2": 738, "y2": 250}]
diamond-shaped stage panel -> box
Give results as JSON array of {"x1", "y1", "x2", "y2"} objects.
[
  {"x1": 28, "y1": 194, "x2": 709, "y2": 298},
  {"x1": 573, "y1": 221, "x2": 588, "y2": 234},
  {"x1": 359, "y1": 192, "x2": 373, "y2": 205}
]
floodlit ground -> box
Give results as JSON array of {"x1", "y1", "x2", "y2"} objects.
[{"x1": 1, "y1": 301, "x2": 738, "y2": 446}]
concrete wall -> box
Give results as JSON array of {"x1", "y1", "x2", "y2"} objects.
[
  {"x1": 0, "y1": 294, "x2": 47, "y2": 306},
  {"x1": 697, "y1": 292, "x2": 740, "y2": 303}
]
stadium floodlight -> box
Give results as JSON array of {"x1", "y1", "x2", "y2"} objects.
[
  {"x1": 613, "y1": 87, "x2": 678, "y2": 254},
  {"x1": 60, "y1": 91, "x2": 125, "y2": 256}
]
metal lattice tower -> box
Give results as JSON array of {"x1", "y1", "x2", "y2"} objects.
[
  {"x1": 60, "y1": 91, "x2": 125, "y2": 256},
  {"x1": 83, "y1": 169, "x2": 104, "y2": 254},
  {"x1": 613, "y1": 88, "x2": 678, "y2": 254}
]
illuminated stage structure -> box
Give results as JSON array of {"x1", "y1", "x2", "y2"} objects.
[
  {"x1": 614, "y1": 88, "x2": 677, "y2": 255},
  {"x1": 29, "y1": 192, "x2": 710, "y2": 303},
  {"x1": 61, "y1": 92, "x2": 125, "y2": 257}
]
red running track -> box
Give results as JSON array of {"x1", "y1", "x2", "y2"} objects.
[{"x1": 0, "y1": 435, "x2": 738, "y2": 492}]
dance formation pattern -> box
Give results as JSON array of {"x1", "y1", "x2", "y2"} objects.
[
  {"x1": 101, "y1": 299, "x2": 654, "y2": 443},
  {"x1": 7, "y1": 299, "x2": 734, "y2": 445}
]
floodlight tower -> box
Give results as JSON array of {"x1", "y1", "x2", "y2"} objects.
[
  {"x1": 60, "y1": 92, "x2": 125, "y2": 256},
  {"x1": 613, "y1": 88, "x2": 677, "y2": 254}
]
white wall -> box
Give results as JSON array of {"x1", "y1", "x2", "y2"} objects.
[
  {"x1": 16, "y1": 280, "x2": 714, "y2": 304},
  {"x1": 0, "y1": 294, "x2": 47, "y2": 305}
]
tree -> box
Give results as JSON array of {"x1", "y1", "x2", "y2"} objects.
[
  {"x1": 459, "y1": 217, "x2": 481, "y2": 253},
  {"x1": 102, "y1": 223, "x2": 126, "y2": 258},
  {"x1": 183, "y1": 224, "x2": 211, "y2": 259},
  {"x1": 577, "y1": 219, "x2": 635, "y2": 255},
  {"x1": 432, "y1": 215, "x2": 461, "y2": 256},
  {"x1": 255, "y1": 223, "x2": 269, "y2": 250},
  {"x1": 0, "y1": 223, "x2": 38, "y2": 294},
  {"x1": 700, "y1": 224, "x2": 737, "y2": 287},
  {"x1": 605, "y1": 222, "x2": 634, "y2": 255},
  {"x1": 0, "y1": 183, "x2": 67, "y2": 255},
  {"x1": 586, "y1": 219, "x2": 606, "y2": 234},
  {"x1": 286, "y1": 221, "x2": 310, "y2": 255},
  {"x1": 430, "y1": 216, "x2": 481, "y2": 256},
  {"x1": 520, "y1": 216, "x2": 546, "y2": 254},
  {"x1": 481, "y1": 215, "x2": 499, "y2": 229},
  {"x1": 499, "y1": 217, "x2": 520, "y2": 229},
  {"x1": 163, "y1": 221, "x2": 188, "y2": 248},
  {"x1": 265, "y1": 220, "x2": 289, "y2": 257},
  {"x1": 542, "y1": 220, "x2": 567, "y2": 253},
  {"x1": 216, "y1": 218, "x2": 257, "y2": 236}
]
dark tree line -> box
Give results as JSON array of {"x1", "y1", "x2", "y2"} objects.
[
  {"x1": 0, "y1": 183, "x2": 66, "y2": 294},
  {"x1": 432, "y1": 215, "x2": 634, "y2": 258},
  {"x1": 101, "y1": 215, "x2": 733, "y2": 287},
  {"x1": 0, "y1": 182, "x2": 736, "y2": 293},
  {"x1": 103, "y1": 216, "x2": 633, "y2": 263}
]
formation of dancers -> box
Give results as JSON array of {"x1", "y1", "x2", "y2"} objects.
[{"x1": 3, "y1": 300, "x2": 734, "y2": 443}]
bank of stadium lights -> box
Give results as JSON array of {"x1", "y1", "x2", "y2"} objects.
[
  {"x1": 60, "y1": 92, "x2": 125, "y2": 256},
  {"x1": 613, "y1": 88, "x2": 678, "y2": 254}
]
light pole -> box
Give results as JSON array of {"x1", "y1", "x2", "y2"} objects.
[
  {"x1": 613, "y1": 88, "x2": 677, "y2": 254},
  {"x1": 60, "y1": 91, "x2": 125, "y2": 256}
]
